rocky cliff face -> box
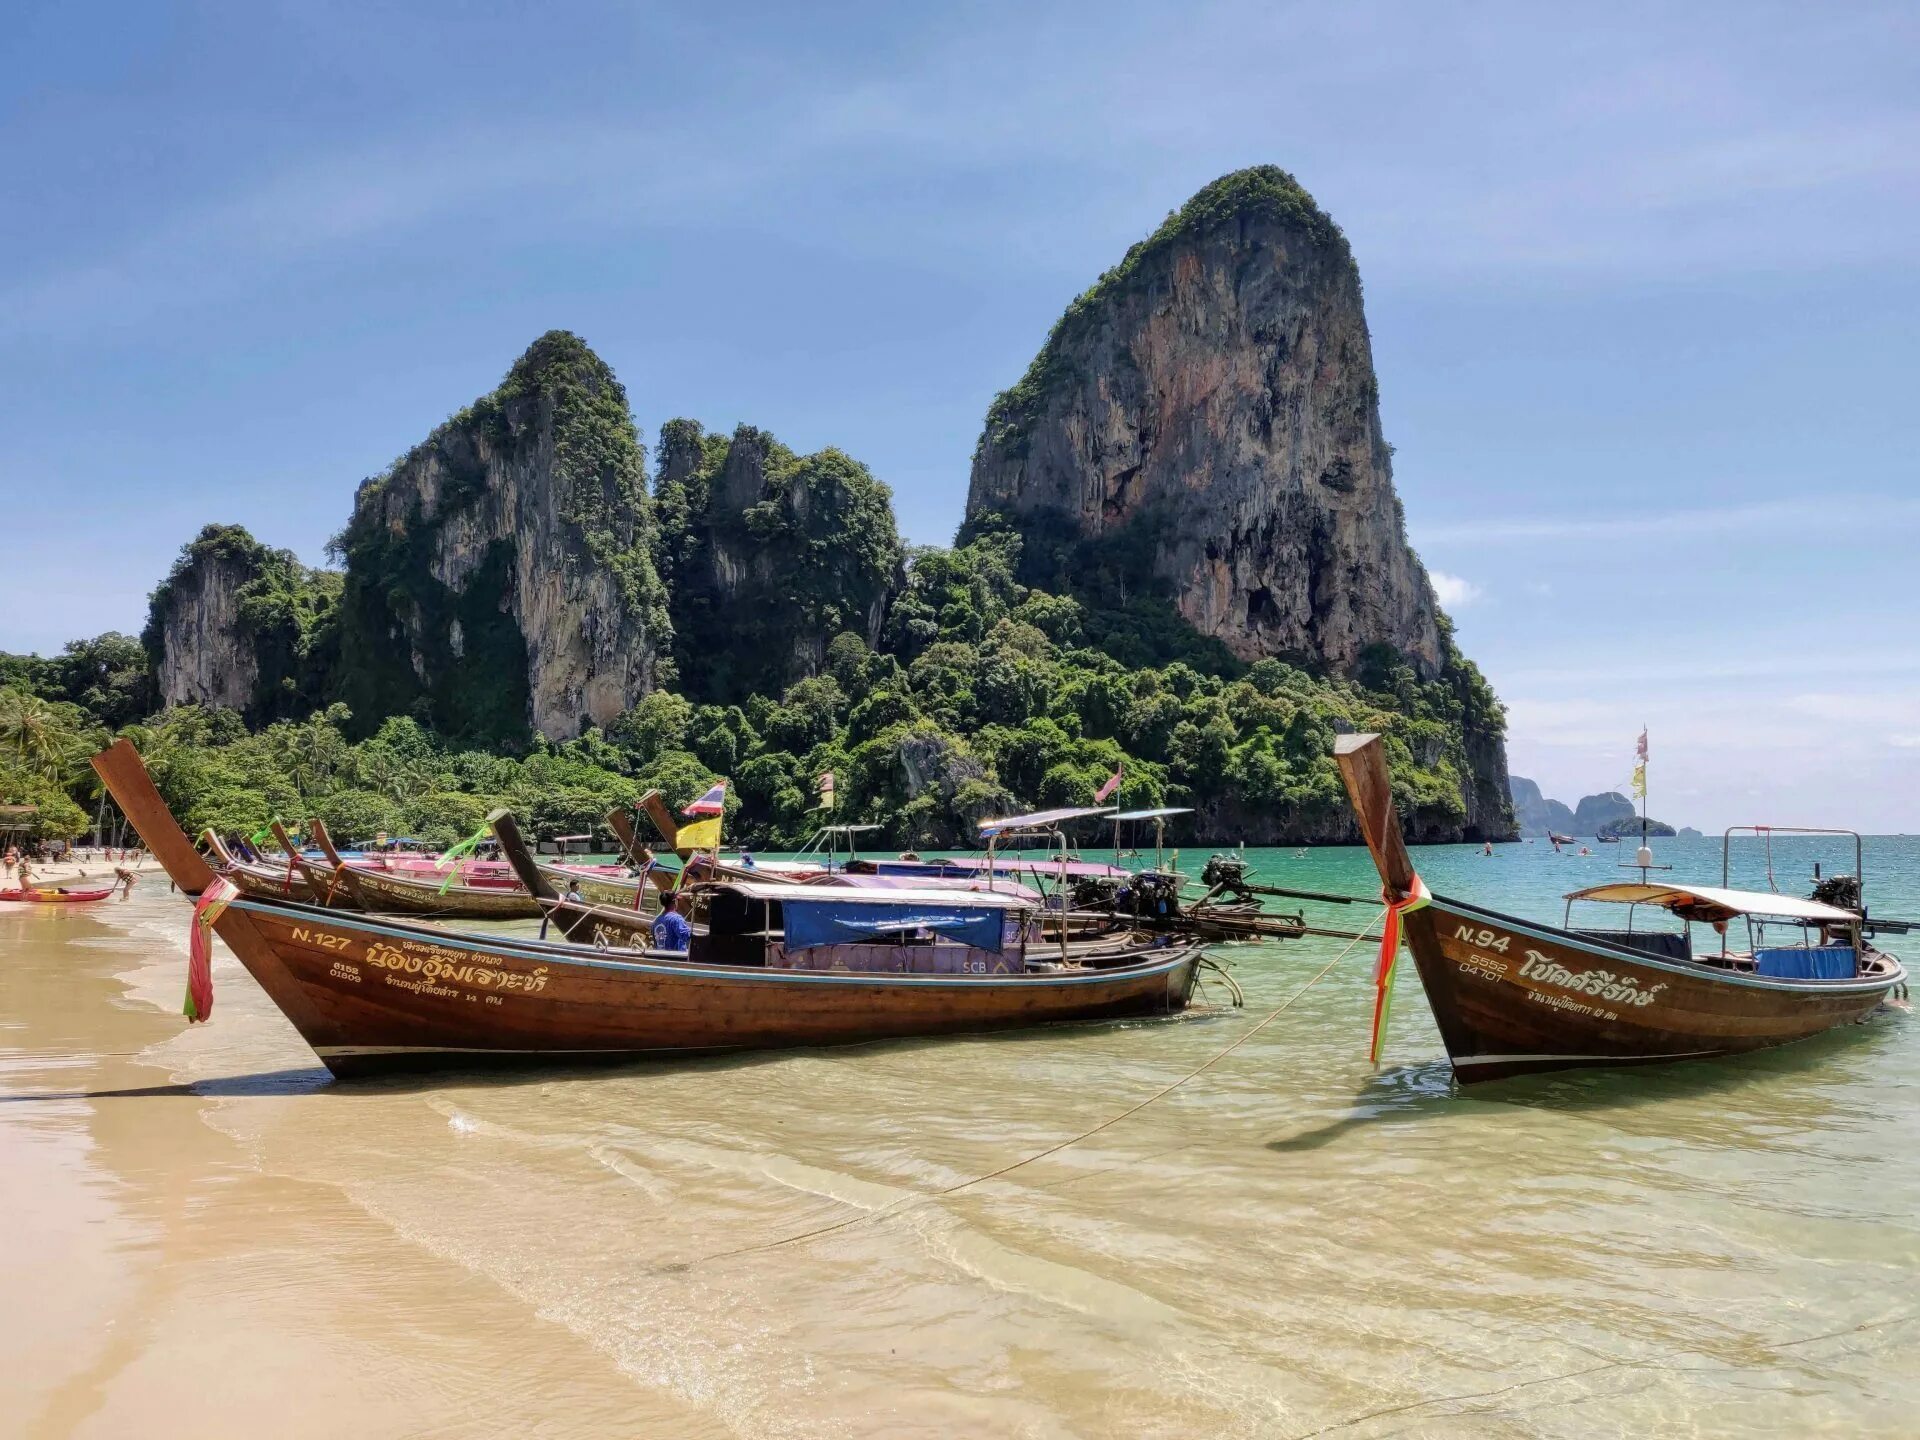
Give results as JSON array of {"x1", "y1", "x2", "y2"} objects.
[
  {"x1": 333, "y1": 332, "x2": 665, "y2": 744},
  {"x1": 967, "y1": 166, "x2": 1441, "y2": 677},
  {"x1": 1572, "y1": 791, "x2": 1637, "y2": 837},
  {"x1": 654, "y1": 419, "x2": 903, "y2": 703},
  {"x1": 146, "y1": 531, "x2": 259, "y2": 711},
  {"x1": 1510, "y1": 775, "x2": 1577, "y2": 836},
  {"x1": 143, "y1": 523, "x2": 338, "y2": 721}
]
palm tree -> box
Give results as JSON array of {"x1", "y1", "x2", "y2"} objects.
[{"x1": 0, "y1": 688, "x2": 79, "y2": 781}]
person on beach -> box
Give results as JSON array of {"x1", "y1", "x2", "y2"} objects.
[{"x1": 651, "y1": 891, "x2": 692, "y2": 953}]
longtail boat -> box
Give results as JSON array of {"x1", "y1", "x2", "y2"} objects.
[
  {"x1": 305, "y1": 818, "x2": 545, "y2": 920},
  {"x1": 1334, "y1": 733, "x2": 1907, "y2": 1082},
  {"x1": 90, "y1": 740, "x2": 1205, "y2": 1077},
  {"x1": 1, "y1": 883, "x2": 120, "y2": 904},
  {"x1": 202, "y1": 829, "x2": 318, "y2": 903}
]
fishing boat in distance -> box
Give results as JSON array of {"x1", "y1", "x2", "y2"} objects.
[
  {"x1": 1334, "y1": 733, "x2": 1907, "y2": 1082},
  {"x1": 91, "y1": 739, "x2": 1206, "y2": 1078}
]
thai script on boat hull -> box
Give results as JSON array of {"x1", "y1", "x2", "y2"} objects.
[{"x1": 1518, "y1": 950, "x2": 1666, "y2": 1007}]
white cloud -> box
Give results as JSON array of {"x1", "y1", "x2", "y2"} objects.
[
  {"x1": 1429, "y1": 570, "x2": 1482, "y2": 609},
  {"x1": 1890, "y1": 735, "x2": 1920, "y2": 750}
]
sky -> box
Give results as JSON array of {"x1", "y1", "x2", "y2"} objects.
[{"x1": 5, "y1": 1, "x2": 1918, "y2": 829}]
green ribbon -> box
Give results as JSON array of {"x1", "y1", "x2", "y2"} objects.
[{"x1": 436, "y1": 824, "x2": 492, "y2": 893}]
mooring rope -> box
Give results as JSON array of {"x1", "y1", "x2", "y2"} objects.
[{"x1": 676, "y1": 912, "x2": 1387, "y2": 1270}]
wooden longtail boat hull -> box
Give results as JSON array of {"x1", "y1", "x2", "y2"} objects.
[
  {"x1": 91, "y1": 740, "x2": 1204, "y2": 1078},
  {"x1": 539, "y1": 864, "x2": 657, "y2": 911},
  {"x1": 301, "y1": 819, "x2": 543, "y2": 919},
  {"x1": 1333, "y1": 733, "x2": 1905, "y2": 1083},
  {"x1": 203, "y1": 830, "x2": 319, "y2": 903},
  {"x1": 1401, "y1": 894, "x2": 1897, "y2": 1081},
  {"x1": 336, "y1": 864, "x2": 545, "y2": 920},
  {"x1": 211, "y1": 900, "x2": 1201, "y2": 1076}
]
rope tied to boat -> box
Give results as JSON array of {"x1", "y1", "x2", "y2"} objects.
[{"x1": 681, "y1": 913, "x2": 1386, "y2": 1271}]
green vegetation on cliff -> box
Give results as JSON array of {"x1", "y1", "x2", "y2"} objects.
[
  {"x1": 12, "y1": 526, "x2": 1504, "y2": 846},
  {"x1": 332, "y1": 332, "x2": 663, "y2": 746},
  {"x1": 655, "y1": 420, "x2": 904, "y2": 703}
]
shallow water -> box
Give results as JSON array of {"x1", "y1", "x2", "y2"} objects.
[{"x1": 4, "y1": 835, "x2": 1918, "y2": 1437}]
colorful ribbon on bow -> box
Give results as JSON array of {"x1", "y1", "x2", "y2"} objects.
[
  {"x1": 186, "y1": 877, "x2": 239, "y2": 1023},
  {"x1": 1369, "y1": 874, "x2": 1431, "y2": 1066},
  {"x1": 435, "y1": 824, "x2": 492, "y2": 893}
]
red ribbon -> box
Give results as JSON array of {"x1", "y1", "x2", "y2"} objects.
[
  {"x1": 1370, "y1": 875, "x2": 1430, "y2": 1066},
  {"x1": 186, "y1": 878, "x2": 239, "y2": 1023}
]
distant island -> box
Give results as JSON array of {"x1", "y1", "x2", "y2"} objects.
[{"x1": 1510, "y1": 777, "x2": 1693, "y2": 839}]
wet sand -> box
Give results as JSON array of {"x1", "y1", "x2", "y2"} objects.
[{"x1": 5, "y1": 841, "x2": 1920, "y2": 1437}]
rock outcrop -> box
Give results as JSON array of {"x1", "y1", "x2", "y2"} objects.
[
  {"x1": 143, "y1": 524, "x2": 339, "y2": 721},
  {"x1": 1510, "y1": 776, "x2": 1577, "y2": 837},
  {"x1": 1572, "y1": 791, "x2": 1638, "y2": 837},
  {"x1": 966, "y1": 166, "x2": 1441, "y2": 676},
  {"x1": 653, "y1": 420, "x2": 903, "y2": 703},
  {"x1": 333, "y1": 332, "x2": 665, "y2": 743}
]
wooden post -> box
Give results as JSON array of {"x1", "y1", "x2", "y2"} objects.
[{"x1": 1333, "y1": 733, "x2": 1417, "y2": 901}]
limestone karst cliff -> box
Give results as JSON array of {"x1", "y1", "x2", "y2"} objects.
[
  {"x1": 967, "y1": 166, "x2": 1441, "y2": 676},
  {"x1": 332, "y1": 332, "x2": 666, "y2": 744},
  {"x1": 653, "y1": 419, "x2": 904, "y2": 704},
  {"x1": 967, "y1": 166, "x2": 1511, "y2": 839},
  {"x1": 1510, "y1": 775, "x2": 1577, "y2": 837},
  {"x1": 143, "y1": 523, "x2": 339, "y2": 721}
]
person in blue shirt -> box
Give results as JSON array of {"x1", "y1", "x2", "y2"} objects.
[{"x1": 651, "y1": 891, "x2": 692, "y2": 953}]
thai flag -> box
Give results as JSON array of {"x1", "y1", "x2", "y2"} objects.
[{"x1": 683, "y1": 780, "x2": 728, "y2": 817}]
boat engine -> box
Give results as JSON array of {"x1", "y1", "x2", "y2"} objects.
[{"x1": 1200, "y1": 853, "x2": 1255, "y2": 903}]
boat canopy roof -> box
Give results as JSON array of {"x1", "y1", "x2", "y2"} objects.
[
  {"x1": 979, "y1": 805, "x2": 1116, "y2": 836},
  {"x1": 1565, "y1": 881, "x2": 1857, "y2": 924},
  {"x1": 1108, "y1": 807, "x2": 1193, "y2": 822},
  {"x1": 811, "y1": 872, "x2": 1048, "y2": 904},
  {"x1": 716, "y1": 879, "x2": 1034, "y2": 910}
]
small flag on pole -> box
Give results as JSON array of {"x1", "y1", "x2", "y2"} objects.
[
  {"x1": 813, "y1": 771, "x2": 837, "y2": 812},
  {"x1": 677, "y1": 815, "x2": 723, "y2": 851},
  {"x1": 1636, "y1": 727, "x2": 1649, "y2": 762},
  {"x1": 1094, "y1": 766, "x2": 1123, "y2": 803},
  {"x1": 683, "y1": 780, "x2": 727, "y2": 817},
  {"x1": 1631, "y1": 727, "x2": 1648, "y2": 800}
]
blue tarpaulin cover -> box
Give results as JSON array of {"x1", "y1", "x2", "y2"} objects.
[
  {"x1": 783, "y1": 899, "x2": 1005, "y2": 954},
  {"x1": 1753, "y1": 947, "x2": 1857, "y2": 980}
]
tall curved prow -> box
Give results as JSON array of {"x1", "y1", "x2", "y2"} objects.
[
  {"x1": 90, "y1": 739, "x2": 341, "y2": 1050},
  {"x1": 270, "y1": 819, "x2": 345, "y2": 905},
  {"x1": 635, "y1": 790, "x2": 682, "y2": 853},
  {"x1": 490, "y1": 808, "x2": 597, "y2": 943},
  {"x1": 1332, "y1": 733, "x2": 1417, "y2": 902},
  {"x1": 305, "y1": 818, "x2": 372, "y2": 910},
  {"x1": 605, "y1": 803, "x2": 672, "y2": 893},
  {"x1": 488, "y1": 809, "x2": 557, "y2": 901}
]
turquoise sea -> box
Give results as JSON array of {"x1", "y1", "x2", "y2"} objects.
[{"x1": 5, "y1": 831, "x2": 1918, "y2": 1436}]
